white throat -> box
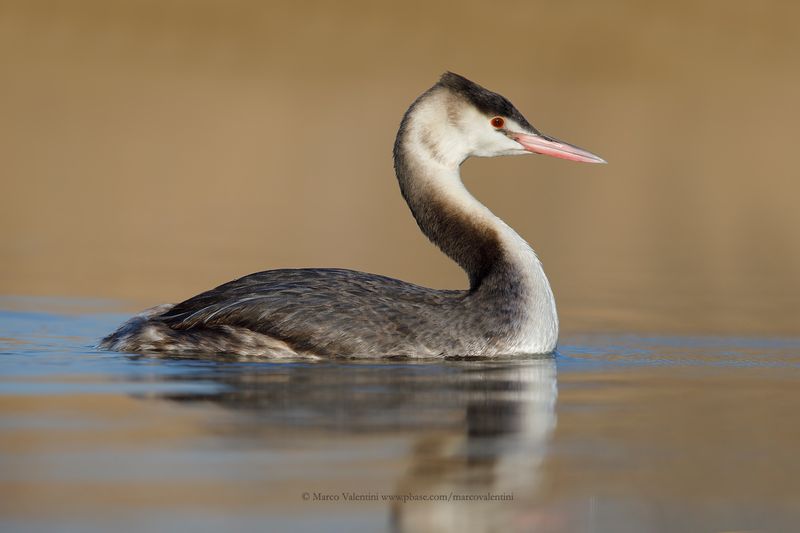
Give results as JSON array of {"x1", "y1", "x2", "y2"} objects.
[{"x1": 397, "y1": 98, "x2": 559, "y2": 354}]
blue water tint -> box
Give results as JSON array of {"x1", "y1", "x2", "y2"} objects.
[
  {"x1": 2, "y1": 298, "x2": 799, "y2": 533},
  {"x1": 0, "y1": 308, "x2": 228, "y2": 396},
  {"x1": 557, "y1": 333, "x2": 800, "y2": 370},
  {"x1": 3, "y1": 304, "x2": 800, "y2": 385}
]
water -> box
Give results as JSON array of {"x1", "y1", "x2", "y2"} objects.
[{"x1": 1, "y1": 299, "x2": 799, "y2": 532}]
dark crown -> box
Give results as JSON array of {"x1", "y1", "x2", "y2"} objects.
[{"x1": 437, "y1": 72, "x2": 538, "y2": 133}]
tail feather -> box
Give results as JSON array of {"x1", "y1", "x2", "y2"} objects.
[{"x1": 98, "y1": 303, "x2": 299, "y2": 357}]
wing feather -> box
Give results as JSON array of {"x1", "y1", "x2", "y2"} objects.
[{"x1": 157, "y1": 268, "x2": 464, "y2": 355}]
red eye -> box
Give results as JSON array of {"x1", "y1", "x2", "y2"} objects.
[{"x1": 490, "y1": 117, "x2": 505, "y2": 128}]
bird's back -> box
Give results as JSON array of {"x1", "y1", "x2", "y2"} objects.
[{"x1": 156, "y1": 268, "x2": 469, "y2": 356}]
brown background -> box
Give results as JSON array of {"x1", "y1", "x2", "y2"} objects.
[{"x1": 2, "y1": 0, "x2": 798, "y2": 334}]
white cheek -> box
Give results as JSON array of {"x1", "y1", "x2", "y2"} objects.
[
  {"x1": 463, "y1": 112, "x2": 527, "y2": 157},
  {"x1": 497, "y1": 134, "x2": 525, "y2": 152},
  {"x1": 472, "y1": 130, "x2": 523, "y2": 157}
]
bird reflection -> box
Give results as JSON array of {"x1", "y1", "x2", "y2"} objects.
[{"x1": 148, "y1": 355, "x2": 557, "y2": 532}]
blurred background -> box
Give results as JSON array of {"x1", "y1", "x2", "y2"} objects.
[{"x1": 2, "y1": 0, "x2": 798, "y2": 335}]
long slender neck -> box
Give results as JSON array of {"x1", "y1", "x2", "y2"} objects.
[
  {"x1": 389, "y1": 87, "x2": 559, "y2": 353},
  {"x1": 394, "y1": 146, "x2": 501, "y2": 289},
  {"x1": 393, "y1": 118, "x2": 540, "y2": 292}
]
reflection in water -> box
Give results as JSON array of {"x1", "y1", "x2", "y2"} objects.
[
  {"x1": 390, "y1": 362, "x2": 556, "y2": 533},
  {"x1": 153, "y1": 356, "x2": 558, "y2": 532},
  {"x1": 5, "y1": 307, "x2": 800, "y2": 532}
]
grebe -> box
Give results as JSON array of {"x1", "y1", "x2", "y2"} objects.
[{"x1": 100, "y1": 72, "x2": 604, "y2": 358}]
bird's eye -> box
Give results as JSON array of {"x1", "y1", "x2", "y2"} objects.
[{"x1": 490, "y1": 117, "x2": 505, "y2": 129}]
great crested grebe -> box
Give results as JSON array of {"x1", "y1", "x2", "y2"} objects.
[{"x1": 100, "y1": 72, "x2": 604, "y2": 358}]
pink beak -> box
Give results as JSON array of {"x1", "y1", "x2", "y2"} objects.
[{"x1": 511, "y1": 131, "x2": 606, "y2": 164}]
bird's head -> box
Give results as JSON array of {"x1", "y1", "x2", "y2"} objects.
[{"x1": 397, "y1": 72, "x2": 605, "y2": 167}]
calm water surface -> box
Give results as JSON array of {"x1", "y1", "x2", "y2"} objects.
[{"x1": 1, "y1": 297, "x2": 799, "y2": 533}]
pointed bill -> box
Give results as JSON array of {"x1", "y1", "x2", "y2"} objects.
[{"x1": 511, "y1": 132, "x2": 606, "y2": 164}]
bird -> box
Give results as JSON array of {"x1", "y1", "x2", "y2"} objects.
[{"x1": 100, "y1": 72, "x2": 605, "y2": 358}]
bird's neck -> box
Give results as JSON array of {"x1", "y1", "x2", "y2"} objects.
[
  {"x1": 393, "y1": 123, "x2": 559, "y2": 352},
  {"x1": 393, "y1": 132, "x2": 548, "y2": 294}
]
